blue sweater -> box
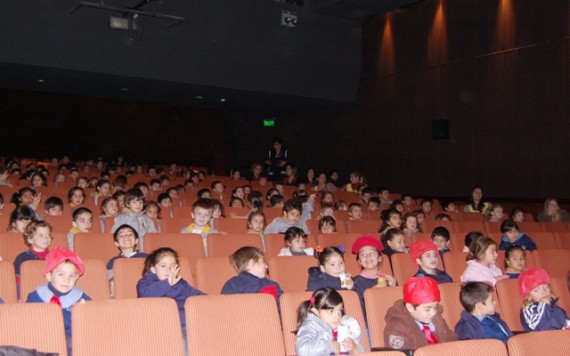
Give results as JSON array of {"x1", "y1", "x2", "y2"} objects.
[
  {"x1": 499, "y1": 233, "x2": 537, "y2": 251},
  {"x1": 221, "y1": 272, "x2": 284, "y2": 311},
  {"x1": 520, "y1": 299, "x2": 569, "y2": 331},
  {"x1": 455, "y1": 310, "x2": 512, "y2": 343},
  {"x1": 306, "y1": 267, "x2": 360, "y2": 295},
  {"x1": 14, "y1": 249, "x2": 45, "y2": 278},
  {"x1": 136, "y1": 271, "x2": 205, "y2": 329},
  {"x1": 414, "y1": 267, "x2": 453, "y2": 284}
]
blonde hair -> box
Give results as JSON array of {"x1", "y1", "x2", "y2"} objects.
[{"x1": 521, "y1": 284, "x2": 556, "y2": 308}]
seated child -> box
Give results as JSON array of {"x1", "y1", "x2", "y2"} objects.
[
  {"x1": 347, "y1": 203, "x2": 363, "y2": 221},
  {"x1": 221, "y1": 246, "x2": 283, "y2": 309},
  {"x1": 269, "y1": 194, "x2": 285, "y2": 209},
  {"x1": 401, "y1": 213, "x2": 420, "y2": 244},
  {"x1": 8, "y1": 206, "x2": 35, "y2": 233},
  {"x1": 68, "y1": 187, "x2": 85, "y2": 209},
  {"x1": 137, "y1": 247, "x2": 205, "y2": 335},
  {"x1": 351, "y1": 235, "x2": 396, "y2": 304},
  {"x1": 485, "y1": 204, "x2": 504, "y2": 223},
  {"x1": 519, "y1": 268, "x2": 570, "y2": 331},
  {"x1": 112, "y1": 188, "x2": 157, "y2": 252},
  {"x1": 382, "y1": 228, "x2": 407, "y2": 258},
  {"x1": 180, "y1": 198, "x2": 218, "y2": 255},
  {"x1": 106, "y1": 224, "x2": 148, "y2": 280},
  {"x1": 460, "y1": 236, "x2": 507, "y2": 286},
  {"x1": 367, "y1": 197, "x2": 381, "y2": 212},
  {"x1": 264, "y1": 197, "x2": 314, "y2": 235},
  {"x1": 307, "y1": 246, "x2": 355, "y2": 292},
  {"x1": 463, "y1": 231, "x2": 484, "y2": 252},
  {"x1": 67, "y1": 207, "x2": 93, "y2": 250},
  {"x1": 384, "y1": 276, "x2": 457, "y2": 350},
  {"x1": 504, "y1": 246, "x2": 526, "y2": 279},
  {"x1": 295, "y1": 287, "x2": 365, "y2": 355},
  {"x1": 435, "y1": 213, "x2": 451, "y2": 221},
  {"x1": 335, "y1": 200, "x2": 348, "y2": 211},
  {"x1": 455, "y1": 282, "x2": 513, "y2": 343},
  {"x1": 246, "y1": 211, "x2": 266, "y2": 235},
  {"x1": 26, "y1": 247, "x2": 91, "y2": 354},
  {"x1": 318, "y1": 203, "x2": 335, "y2": 219},
  {"x1": 410, "y1": 241, "x2": 453, "y2": 284},
  {"x1": 278, "y1": 227, "x2": 315, "y2": 256},
  {"x1": 380, "y1": 209, "x2": 402, "y2": 235},
  {"x1": 318, "y1": 216, "x2": 337, "y2": 234},
  {"x1": 431, "y1": 226, "x2": 451, "y2": 256},
  {"x1": 98, "y1": 197, "x2": 119, "y2": 233},
  {"x1": 498, "y1": 220, "x2": 537, "y2": 251},
  {"x1": 44, "y1": 196, "x2": 64, "y2": 216},
  {"x1": 14, "y1": 221, "x2": 53, "y2": 285},
  {"x1": 420, "y1": 199, "x2": 434, "y2": 220}
]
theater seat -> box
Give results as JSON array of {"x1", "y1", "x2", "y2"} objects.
[
  {"x1": 508, "y1": 329, "x2": 570, "y2": 356},
  {"x1": 414, "y1": 339, "x2": 507, "y2": 356}
]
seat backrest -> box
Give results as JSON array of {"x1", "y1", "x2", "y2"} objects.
[
  {"x1": 112, "y1": 257, "x2": 193, "y2": 299},
  {"x1": 207, "y1": 233, "x2": 264, "y2": 257},
  {"x1": 455, "y1": 221, "x2": 485, "y2": 233},
  {"x1": 0, "y1": 261, "x2": 17, "y2": 303},
  {"x1": 555, "y1": 232, "x2": 570, "y2": 249},
  {"x1": 438, "y1": 282, "x2": 463, "y2": 329},
  {"x1": 346, "y1": 220, "x2": 381, "y2": 234},
  {"x1": 529, "y1": 232, "x2": 560, "y2": 249},
  {"x1": 44, "y1": 215, "x2": 73, "y2": 234},
  {"x1": 550, "y1": 276, "x2": 570, "y2": 313},
  {"x1": 212, "y1": 218, "x2": 248, "y2": 233},
  {"x1": 507, "y1": 329, "x2": 570, "y2": 356},
  {"x1": 423, "y1": 220, "x2": 456, "y2": 234},
  {"x1": 442, "y1": 251, "x2": 469, "y2": 282},
  {"x1": 306, "y1": 219, "x2": 346, "y2": 234},
  {"x1": 390, "y1": 252, "x2": 444, "y2": 284},
  {"x1": 144, "y1": 233, "x2": 206, "y2": 271},
  {"x1": 517, "y1": 221, "x2": 544, "y2": 233},
  {"x1": 460, "y1": 212, "x2": 485, "y2": 222},
  {"x1": 72, "y1": 298, "x2": 184, "y2": 356},
  {"x1": 414, "y1": 339, "x2": 507, "y2": 356},
  {"x1": 73, "y1": 232, "x2": 118, "y2": 263},
  {"x1": 0, "y1": 232, "x2": 27, "y2": 265},
  {"x1": 0, "y1": 302, "x2": 68, "y2": 356},
  {"x1": 264, "y1": 233, "x2": 318, "y2": 257},
  {"x1": 195, "y1": 257, "x2": 237, "y2": 294},
  {"x1": 533, "y1": 248, "x2": 570, "y2": 278},
  {"x1": 495, "y1": 278, "x2": 524, "y2": 331},
  {"x1": 185, "y1": 294, "x2": 285, "y2": 356},
  {"x1": 363, "y1": 286, "x2": 403, "y2": 348},
  {"x1": 316, "y1": 233, "x2": 361, "y2": 251},
  {"x1": 541, "y1": 222, "x2": 568, "y2": 233},
  {"x1": 160, "y1": 217, "x2": 191, "y2": 233},
  {"x1": 267, "y1": 256, "x2": 316, "y2": 293}
]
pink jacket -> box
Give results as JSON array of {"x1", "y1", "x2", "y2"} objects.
[{"x1": 460, "y1": 260, "x2": 503, "y2": 286}]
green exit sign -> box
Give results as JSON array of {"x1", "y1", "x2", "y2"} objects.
[{"x1": 263, "y1": 118, "x2": 276, "y2": 127}]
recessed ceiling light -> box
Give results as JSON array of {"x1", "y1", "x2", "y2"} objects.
[
  {"x1": 37, "y1": 79, "x2": 45, "y2": 83},
  {"x1": 220, "y1": 98, "x2": 226, "y2": 102},
  {"x1": 120, "y1": 87, "x2": 129, "y2": 91},
  {"x1": 195, "y1": 96, "x2": 203, "y2": 99}
]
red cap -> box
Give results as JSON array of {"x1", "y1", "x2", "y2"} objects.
[
  {"x1": 44, "y1": 246, "x2": 85, "y2": 276},
  {"x1": 351, "y1": 235, "x2": 384, "y2": 254},
  {"x1": 409, "y1": 240, "x2": 438, "y2": 265},
  {"x1": 403, "y1": 277, "x2": 441, "y2": 304},
  {"x1": 518, "y1": 268, "x2": 550, "y2": 298}
]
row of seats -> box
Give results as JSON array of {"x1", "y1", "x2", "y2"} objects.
[{"x1": 1, "y1": 293, "x2": 569, "y2": 356}]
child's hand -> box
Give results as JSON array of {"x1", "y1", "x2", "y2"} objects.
[
  {"x1": 344, "y1": 277, "x2": 355, "y2": 290},
  {"x1": 331, "y1": 341, "x2": 341, "y2": 355},
  {"x1": 540, "y1": 296, "x2": 553, "y2": 304},
  {"x1": 384, "y1": 274, "x2": 396, "y2": 287},
  {"x1": 168, "y1": 264, "x2": 181, "y2": 286},
  {"x1": 32, "y1": 192, "x2": 42, "y2": 206},
  {"x1": 341, "y1": 338, "x2": 360, "y2": 354}
]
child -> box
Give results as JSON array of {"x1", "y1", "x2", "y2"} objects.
[
  {"x1": 180, "y1": 198, "x2": 218, "y2": 255},
  {"x1": 485, "y1": 204, "x2": 504, "y2": 222},
  {"x1": 68, "y1": 187, "x2": 85, "y2": 209},
  {"x1": 295, "y1": 287, "x2": 365, "y2": 355},
  {"x1": 318, "y1": 204, "x2": 335, "y2": 219},
  {"x1": 378, "y1": 187, "x2": 392, "y2": 206},
  {"x1": 431, "y1": 226, "x2": 451, "y2": 256},
  {"x1": 92, "y1": 178, "x2": 112, "y2": 205},
  {"x1": 67, "y1": 207, "x2": 93, "y2": 250},
  {"x1": 26, "y1": 247, "x2": 91, "y2": 354},
  {"x1": 307, "y1": 246, "x2": 355, "y2": 291},
  {"x1": 44, "y1": 196, "x2": 64, "y2": 216},
  {"x1": 335, "y1": 200, "x2": 348, "y2": 211},
  {"x1": 221, "y1": 246, "x2": 284, "y2": 309},
  {"x1": 14, "y1": 221, "x2": 53, "y2": 285},
  {"x1": 344, "y1": 171, "x2": 364, "y2": 193},
  {"x1": 145, "y1": 201, "x2": 162, "y2": 231},
  {"x1": 246, "y1": 211, "x2": 266, "y2": 235},
  {"x1": 435, "y1": 213, "x2": 451, "y2": 221},
  {"x1": 379, "y1": 209, "x2": 401, "y2": 235},
  {"x1": 269, "y1": 194, "x2": 285, "y2": 209},
  {"x1": 382, "y1": 228, "x2": 407, "y2": 258},
  {"x1": 347, "y1": 203, "x2": 363, "y2": 221},
  {"x1": 111, "y1": 188, "x2": 157, "y2": 252},
  {"x1": 519, "y1": 268, "x2": 570, "y2": 331},
  {"x1": 106, "y1": 224, "x2": 148, "y2": 280},
  {"x1": 463, "y1": 231, "x2": 484, "y2": 252},
  {"x1": 8, "y1": 206, "x2": 35, "y2": 233},
  {"x1": 498, "y1": 220, "x2": 537, "y2": 251},
  {"x1": 230, "y1": 197, "x2": 245, "y2": 208},
  {"x1": 98, "y1": 197, "x2": 119, "y2": 233},
  {"x1": 210, "y1": 180, "x2": 225, "y2": 200},
  {"x1": 278, "y1": 227, "x2": 315, "y2": 256},
  {"x1": 351, "y1": 235, "x2": 396, "y2": 304},
  {"x1": 12, "y1": 187, "x2": 41, "y2": 210},
  {"x1": 401, "y1": 213, "x2": 420, "y2": 243},
  {"x1": 384, "y1": 276, "x2": 457, "y2": 350},
  {"x1": 137, "y1": 247, "x2": 205, "y2": 336},
  {"x1": 504, "y1": 246, "x2": 526, "y2": 279},
  {"x1": 460, "y1": 236, "x2": 507, "y2": 286},
  {"x1": 455, "y1": 282, "x2": 513, "y2": 343},
  {"x1": 409, "y1": 241, "x2": 453, "y2": 284},
  {"x1": 319, "y1": 216, "x2": 337, "y2": 234},
  {"x1": 510, "y1": 207, "x2": 526, "y2": 223},
  {"x1": 264, "y1": 197, "x2": 314, "y2": 234},
  {"x1": 367, "y1": 197, "x2": 381, "y2": 212}
]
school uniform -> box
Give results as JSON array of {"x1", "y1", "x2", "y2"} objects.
[
  {"x1": 14, "y1": 248, "x2": 49, "y2": 282},
  {"x1": 221, "y1": 271, "x2": 284, "y2": 310},
  {"x1": 499, "y1": 233, "x2": 537, "y2": 251},
  {"x1": 277, "y1": 247, "x2": 315, "y2": 256},
  {"x1": 264, "y1": 198, "x2": 315, "y2": 234},
  {"x1": 106, "y1": 251, "x2": 148, "y2": 279},
  {"x1": 179, "y1": 223, "x2": 218, "y2": 256},
  {"x1": 520, "y1": 299, "x2": 569, "y2": 331},
  {"x1": 296, "y1": 313, "x2": 365, "y2": 356},
  {"x1": 455, "y1": 310, "x2": 512, "y2": 343},
  {"x1": 137, "y1": 271, "x2": 205, "y2": 329},
  {"x1": 414, "y1": 267, "x2": 453, "y2": 284},
  {"x1": 112, "y1": 210, "x2": 157, "y2": 252},
  {"x1": 306, "y1": 267, "x2": 357, "y2": 293}
]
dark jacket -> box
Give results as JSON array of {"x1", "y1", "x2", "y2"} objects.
[
  {"x1": 414, "y1": 267, "x2": 453, "y2": 284},
  {"x1": 221, "y1": 272, "x2": 284, "y2": 310},
  {"x1": 455, "y1": 310, "x2": 512, "y2": 343},
  {"x1": 499, "y1": 233, "x2": 537, "y2": 251}
]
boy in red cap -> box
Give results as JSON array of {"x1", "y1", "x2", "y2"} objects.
[
  {"x1": 409, "y1": 240, "x2": 453, "y2": 284},
  {"x1": 519, "y1": 268, "x2": 570, "y2": 331},
  {"x1": 26, "y1": 246, "x2": 91, "y2": 354},
  {"x1": 384, "y1": 276, "x2": 457, "y2": 350}
]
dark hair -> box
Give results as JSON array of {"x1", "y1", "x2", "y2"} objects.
[
  {"x1": 460, "y1": 282, "x2": 494, "y2": 313},
  {"x1": 318, "y1": 216, "x2": 337, "y2": 232},
  {"x1": 247, "y1": 191, "x2": 264, "y2": 212},
  {"x1": 0, "y1": 192, "x2": 3, "y2": 205},
  {"x1": 379, "y1": 208, "x2": 400, "y2": 232},
  {"x1": 500, "y1": 220, "x2": 519, "y2": 233},
  {"x1": 270, "y1": 194, "x2": 285, "y2": 207},
  {"x1": 67, "y1": 186, "x2": 85, "y2": 203},
  {"x1": 230, "y1": 246, "x2": 264, "y2": 273},
  {"x1": 96, "y1": 178, "x2": 111, "y2": 190},
  {"x1": 11, "y1": 187, "x2": 36, "y2": 206},
  {"x1": 157, "y1": 193, "x2": 172, "y2": 205},
  {"x1": 347, "y1": 202, "x2": 362, "y2": 214},
  {"x1": 125, "y1": 188, "x2": 144, "y2": 206},
  {"x1": 283, "y1": 199, "x2": 302, "y2": 214},
  {"x1": 143, "y1": 247, "x2": 179, "y2": 276},
  {"x1": 9, "y1": 206, "x2": 35, "y2": 229},
  {"x1": 464, "y1": 231, "x2": 484, "y2": 249},
  {"x1": 435, "y1": 213, "x2": 451, "y2": 221},
  {"x1": 295, "y1": 288, "x2": 344, "y2": 334},
  {"x1": 467, "y1": 186, "x2": 485, "y2": 212},
  {"x1": 284, "y1": 227, "x2": 307, "y2": 242},
  {"x1": 382, "y1": 228, "x2": 404, "y2": 249},
  {"x1": 210, "y1": 199, "x2": 224, "y2": 217},
  {"x1": 44, "y1": 196, "x2": 64, "y2": 212},
  {"x1": 23, "y1": 220, "x2": 52, "y2": 247},
  {"x1": 133, "y1": 181, "x2": 149, "y2": 190},
  {"x1": 467, "y1": 236, "x2": 496, "y2": 261},
  {"x1": 210, "y1": 180, "x2": 223, "y2": 190},
  {"x1": 192, "y1": 198, "x2": 213, "y2": 212},
  {"x1": 431, "y1": 226, "x2": 450, "y2": 241},
  {"x1": 113, "y1": 224, "x2": 139, "y2": 243},
  {"x1": 230, "y1": 197, "x2": 244, "y2": 207},
  {"x1": 510, "y1": 207, "x2": 525, "y2": 220},
  {"x1": 247, "y1": 211, "x2": 266, "y2": 231},
  {"x1": 368, "y1": 197, "x2": 381, "y2": 206},
  {"x1": 72, "y1": 207, "x2": 93, "y2": 221},
  {"x1": 197, "y1": 188, "x2": 211, "y2": 198},
  {"x1": 504, "y1": 246, "x2": 525, "y2": 269},
  {"x1": 315, "y1": 246, "x2": 344, "y2": 266}
]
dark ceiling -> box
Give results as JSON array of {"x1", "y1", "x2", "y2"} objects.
[{"x1": 0, "y1": 0, "x2": 421, "y2": 117}]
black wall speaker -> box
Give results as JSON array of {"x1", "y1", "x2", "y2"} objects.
[{"x1": 432, "y1": 119, "x2": 449, "y2": 140}]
